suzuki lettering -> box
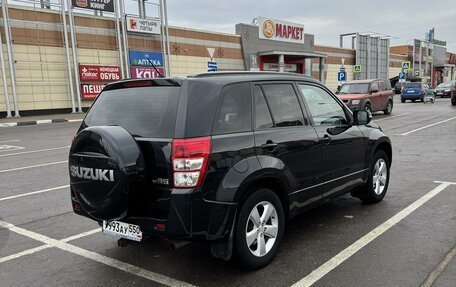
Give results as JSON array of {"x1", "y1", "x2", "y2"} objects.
[{"x1": 70, "y1": 165, "x2": 114, "y2": 182}]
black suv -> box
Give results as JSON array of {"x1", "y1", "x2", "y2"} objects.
[{"x1": 69, "y1": 72, "x2": 392, "y2": 269}]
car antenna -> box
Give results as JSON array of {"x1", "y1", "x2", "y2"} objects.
[{"x1": 147, "y1": 58, "x2": 164, "y2": 78}]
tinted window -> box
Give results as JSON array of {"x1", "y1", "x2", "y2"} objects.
[
  {"x1": 254, "y1": 86, "x2": 274, "y2": 129},
  {"x1": 339, "y1": 83, "x2": 369, "y2": 94},
  {"x1": 405, "y1": 82, "x2": 421, "y2": 88},
  {"x1": 299, "y1": 85, "x2": 348, "y2": 126},
  {"x1": 261, "y1": 84, "x2": 305, "y2": 127},
  {"x1": 84, "y1": 86, "x2": 180, "y2": 138},
  {"x1": 213, "y1": 83, "x2": 252, "y2": 134},
  {"x1": 379, "y1": 81, "x2": 386, "y2": 91}
]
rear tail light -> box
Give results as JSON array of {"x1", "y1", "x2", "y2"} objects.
[{"x1": 172, "y1": 137, "x2": 211, "y2": 188}]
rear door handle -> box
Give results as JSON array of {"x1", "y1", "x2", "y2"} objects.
[
  {"x1": 322, "y1": 134, "x2": 331, "y2": 144},
  {"x1": 261, "y1": 142, "x2": 278, "y2": 150}
]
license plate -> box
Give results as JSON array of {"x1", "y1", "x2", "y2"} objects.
[
  {"x1": 437, "y1": 92, "x2": 443, "y2": 95},
  {"x1": 102, "y1": 220, "x2": 142, "y2": 241},
  {"x1": 407, "y1": 91, "x2": 414, "y2": 93}
]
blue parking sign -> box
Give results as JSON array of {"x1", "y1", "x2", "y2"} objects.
[
  {"x1": 399, "y1": 71, "x2": 406, "y2": 80},
  {"x1": 338, "y1": 71, "x2": 346, "y2": 81},
  {"x1": 208, "y1": 61, "x2": 217, "y2": 72}
]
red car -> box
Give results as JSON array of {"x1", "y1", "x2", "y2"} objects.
[{"x1": 337, "y1": 79, "x2": 394, "y2": 115}]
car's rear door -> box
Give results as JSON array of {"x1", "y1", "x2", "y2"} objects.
[
  {"x1": 252, "y1": 82, "x2": 323, "y2": 215},
  {"x1": 297, "y1": 83, "x2": 367, "y2": 200}
]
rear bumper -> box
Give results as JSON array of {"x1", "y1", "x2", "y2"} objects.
[
  {"x1": 401, "y1": 93, "x2": 423, "y2": 99},
  {"x1": 72, "y1": 190, "x2": 237, "y2": 241}
]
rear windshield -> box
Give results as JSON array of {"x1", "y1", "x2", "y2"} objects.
[
  {"x1": 339, "y1": 83, "x2": 369, "y2": 94},
  {"x1": 84, "y1": 86, "x2": 180, "y2": 138},
  {"x1": 405, "y1": 83, "x2": 421, "y2": 88}
]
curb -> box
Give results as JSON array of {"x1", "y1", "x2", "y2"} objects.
[{"x1": 0, "y1": 118, "x2": 82, "y2": 128}]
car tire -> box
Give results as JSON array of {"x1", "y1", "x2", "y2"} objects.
[
  {"x1": 452, "y1": 97, "x2": 456, "y2": 106},
  {"x1": 233, "y1": 188, "x2": 285, "y2": 270},
  {"x1": 383, "y1": 100, "x2": 393, "y2": 115},
  {"x1": 352, "y1": 150, "x2": 390, "y2": 204},
  {"x1": 364, "y1": 103, "x2": 372, "y2": 114},
  {"x1": 401, "y1": 98, "x2": 405, "y2": 103}
]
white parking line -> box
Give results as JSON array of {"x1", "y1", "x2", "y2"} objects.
[
  {"x1": 398, "y1": 116, "x2": 456, "y2": 136},
  {"x1": 291, "y1": 182, "x2": 451, "y2": 287},
  {"x1": 61, "y1": 228, "x2": 100, "y2": 243},
  {"x1": 0, "y1": 228, "x2": 99, "y2": 264},
  {"x1": 0, "y1": 185, "x2": 69, "y2": 202},
  {"x1": 68, "y1": 119, "x2": 83, "y2": 123},
  {"x1": 0, "y1": 140, "x2": 20, "y2": 144},
  {"x1": 0, "y1": 220, "x2": 195, "y2": 287},
  {"x1": 0, "y1": 146, "x2": 70, "y2": 157},
  {"x1": 0, "y1": 161, "x2": 68, "y2": 174},
  {"x1": 374, "y1": 113, "x2": 410, "y2": 122},
  {"x1": 0, "y1": 245, "x2": 51, "y2": 264}
]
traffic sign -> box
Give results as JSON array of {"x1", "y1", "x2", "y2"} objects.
[
  {"x1": 340, "y1": 67, "x2": 346, "y2": 72},
  {"x1": 354, "y1": 65, "x2": 362, "y2": 73},
  {"x1": 337, "y1": 71, "x2": 347, "y2": 82},
  {"x1": 208, "y1": 61, "x2": 217, "y2": 72},
  {"x1": 402, "y1": 61, "x2": 411, "y2": 71},
  {"x1": 399, "y1": 71, "x2": 406, "y2": 80}
]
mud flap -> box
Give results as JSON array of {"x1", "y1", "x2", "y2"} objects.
[{"x1": 210, "y1": 213, "x2": 237, "y2": 261}]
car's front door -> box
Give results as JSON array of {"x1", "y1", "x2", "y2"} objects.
[
  {"x1": 297, "y1": 83, "x2": 367, "y2": 200},
  {"x1": 252, "y1": 83, "x2": 323, "y2": 216},
  {"x1": 369, "y1": 81, "x2": 382, "y2": 111}
]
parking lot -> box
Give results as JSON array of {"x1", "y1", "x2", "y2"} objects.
[{"x1": 0, "y1": 96, "x2": 455, "y2": 287}]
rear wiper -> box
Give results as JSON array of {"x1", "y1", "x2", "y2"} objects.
[{"x1": 147, "y1": 58, "x2": 164, "y2": 78}]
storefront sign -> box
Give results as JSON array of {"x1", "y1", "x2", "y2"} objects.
[
  {"x1": 81, "y1": 84, "x2": 106, "y2": 99},
  {"x1": 126, "y1": 16, "x2": 161, "y2": 35},
  {"x1": 130, "y1": 67, "x2": 165, "y2": 79},
  {"x1": 79, "y1": 65, "x2": 121, "y2": 82},
  {"x1": 258, "y1": 17, "x2": 304, "y2": 44},
  {"x1": 72, "y1": 0, "x2": 114, "y2": 12},
  {"x1": 263, "y1": 63, "x2": 298, "y2": 72},
  {"x1": 129, "y1": 51, "x2": 164, "y2": 66}
]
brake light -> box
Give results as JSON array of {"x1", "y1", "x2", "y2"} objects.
[
  {"x1": 172, "y1": 137, "x2": 211, "y2": 188},
  {"x1": 124, "y1": 81, "x2": 153, "y2": 88}
]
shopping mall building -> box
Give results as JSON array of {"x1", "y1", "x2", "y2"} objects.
[{"x1": 0, "y1": 3, "x2": 455, "y2": 117}]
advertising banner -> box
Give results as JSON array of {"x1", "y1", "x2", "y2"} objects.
[
  {"x1": 79, "y1": 65, "x2": 121, "y2": 82},
  {"x1": 72, "y1": 0, "x2": 114, "y2": 12},
  {"x1": 130, "y1": 67, "x2": 165, "y2": 79},
  {"x1": 126, "y1": 16, "x2": 161, "y2": 35},
  {"x1": 81, "y1": 84, "x2": 106, "y2": 99},
  {"x1": 129, "y1": 50, "x2": 164, "y2": 66},
  {"x1": 258, "y1": 17, "x2": 304, "y2": 44}
]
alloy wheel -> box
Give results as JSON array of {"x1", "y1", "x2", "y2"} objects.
[
  {"x1": 373, "y1": 158, "x2": 387, "y2": 195},
  {"x1": 245, "y1": 201, "x2": 278, "y2": 257}
]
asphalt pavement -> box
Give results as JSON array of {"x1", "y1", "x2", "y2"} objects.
[{"x1": 0, "y1": 96, "x2": 455, "y2": 287}]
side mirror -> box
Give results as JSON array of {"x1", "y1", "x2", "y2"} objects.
[
  {"x1": 353, "y1": 110, "x2": 372, "y2": 125},
  {"x1": 370, "y1": 88, "x2": 378, "y2": 93},
  {"x1": 335, "y1": 90, "x2": 339, "y2": 94}
]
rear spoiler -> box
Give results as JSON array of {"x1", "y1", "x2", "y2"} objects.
[{"x1": 103, "y1": 78, "x2": 182, "y2": 92}]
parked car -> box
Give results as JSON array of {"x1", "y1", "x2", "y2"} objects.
[
  {"x1": 337, "y1": 79, "x2": 394, "y2": 115},
  {"x1": 434, "y1": 81, "x2": 456, "y2": 98},
  {"x1": 69, "y1": 72, "x2": 392, "y2": 270},
  {"x1": 401, "y1": 82, "x2": 434, "y2": 103},
  {"x1": 394, "y1": 81, "x2": 409, "y2": 94}
]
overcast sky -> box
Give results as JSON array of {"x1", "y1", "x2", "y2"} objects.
[{"x1": 157, "y1": 0, "x2": 456, "y2": 52}]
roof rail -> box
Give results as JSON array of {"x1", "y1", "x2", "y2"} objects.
[{"x1": 189, "y1": 71, "x2": 311, "y2": 78}]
